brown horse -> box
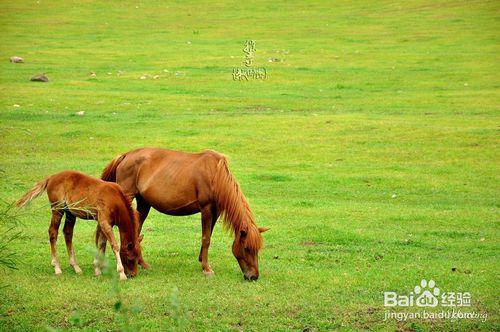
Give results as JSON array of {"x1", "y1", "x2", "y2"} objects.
[
  {"x1": 101, "y1": 148, "x2": 270, "y2": 280},
  {"x1": 16, "y1": 170, "x2": 143, "y2": 280}
]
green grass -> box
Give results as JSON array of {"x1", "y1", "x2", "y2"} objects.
[{"x1": 0, "y1": 0, "x2": 498, "y2": 330}]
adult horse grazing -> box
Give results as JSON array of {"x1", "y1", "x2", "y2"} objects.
[
  {"x1": 101, "y1": 148, "x2": 270, "y2": 280},
  {"x1": 16, "y1": 170, "x2": 143, "y2": 280}
]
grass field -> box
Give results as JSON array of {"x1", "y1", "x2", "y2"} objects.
[{"x1": 0, "y1": 1, "x2": 498, "y2": 331}]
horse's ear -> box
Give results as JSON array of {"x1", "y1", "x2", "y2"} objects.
[
  {"x1": 258, "y1": 227, "x2": 270, "y2": 233},
  {"x1": 139, "y1": 234, "x2": 144, "y2": 242}
]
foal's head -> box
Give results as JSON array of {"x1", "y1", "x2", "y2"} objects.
[
  {"x1": 232, "y1": 226, "x2": 270, "y2": 280},
  {"x1": 120, "y1": 234, "x2": 143, "y2": 278}
]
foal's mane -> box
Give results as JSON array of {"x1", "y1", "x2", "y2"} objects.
[
  {"x1": 212, "y1": 157, "x2": 262, "y2": 251},
  {"x1": 116, "y1": 189, "x2": 139, "y2": 238}
]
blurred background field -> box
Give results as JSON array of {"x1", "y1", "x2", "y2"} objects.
[{"x1": 0, "y1": 1, "x2": 498, "y2": 330}]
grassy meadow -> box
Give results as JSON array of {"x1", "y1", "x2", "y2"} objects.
[{"x1": 0, "y1": 0, "x2": 498, "y2": 331}]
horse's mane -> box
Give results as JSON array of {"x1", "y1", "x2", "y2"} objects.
[{"x1": 212, "y1": 157, "x2": 262, "y2": 251}]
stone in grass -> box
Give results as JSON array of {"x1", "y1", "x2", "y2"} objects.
[
  {"x1": 10, "y1": 56, "x2": 24, "y2": 63},
  {"x1": 30, "y1": 74, "x2": 49, "y2": 82}
]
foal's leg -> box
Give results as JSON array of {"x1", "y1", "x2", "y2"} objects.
[
  {"x1": 93, "y1": 225, "x2": 107, "y2": 276},
  {"x1": 136, "y1": 195, "x2": 151, "y2": 269},
  {"x1": 199, "y1": 205, "x2": 218, "y2": 276},
  {"x1": 98, "y1": 219, "x2": 127, "y2": 280},
  {"x1": 63, "y1": 212, "x2": 82, "y2": 274},
  {"x1": 48, "y1": 210, "x2": 63, "y2": 275}
]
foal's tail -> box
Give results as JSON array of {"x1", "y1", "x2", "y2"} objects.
[
  {"x1": 101, "y1": 153, "x2": 127, "y2": 182},
  {"x1": 16, "y1": 177, "x2": 49, "y2": 208}
]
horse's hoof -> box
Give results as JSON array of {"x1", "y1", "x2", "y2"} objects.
[
  {"x1": 54, "y1": 268, "x2": 62, "y2": 276},
  {"x1": 203, "y1": 270, "x2": 215, "y2": 277},
  {"x1": 119, "y1": 274, "x2": 127, "y2": 281},
  {"x1": 74, "y1": 266, "x2": 83, "y2": 274}
]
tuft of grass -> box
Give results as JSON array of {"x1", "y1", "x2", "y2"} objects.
[{"x1": 0, "y1": 202, "x2": 24, "y2": 270}]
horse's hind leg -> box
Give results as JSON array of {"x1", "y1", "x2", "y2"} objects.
[
  {"x1": 63, "y1": 212, "x2": 82, "y2": 274},
  {"x1": 49, "y1": 210, "x2": 63, "y2": 275}
]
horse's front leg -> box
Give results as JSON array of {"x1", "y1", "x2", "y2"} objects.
[
  {"x1": 98, "y1": 219, "x2": 127, "y2": 281},
  {"x1": 136, "y1": 195, "x2": 151, "y2": 269},
  {"x1": 199, "y1": 205, "x2": 217, "y2": 276},
  {"x1": 93, "y1": 225, "x2": 107, "y2": 276}
]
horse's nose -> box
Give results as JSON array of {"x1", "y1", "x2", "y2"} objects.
[{"x1": 244, "y1": 273, "x2": 259, "y2": 281}]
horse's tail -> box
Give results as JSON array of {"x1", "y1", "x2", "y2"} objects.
[
  {"x1": 101, "y1": 153, "x2": 127, "y2": 182},
  {"x1": 212, "y1": 157, "x2": 262, "y2": 251},
  {"x1": 16, "y1": 177, "x2": 49, "y2": 208}
]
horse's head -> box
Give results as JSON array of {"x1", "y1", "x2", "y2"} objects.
[
  {"x1": 232, "y1": 226, "x2": 270, "y2": 280},
  {"x1": 120, "y1": 234, "x2": 143, "y2": 278}
]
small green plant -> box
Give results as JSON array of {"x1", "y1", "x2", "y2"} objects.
[
  {"x1": 95, "y1": 251, "x2": 142, "y2": 332},
  {"x1": 68, "y1": 309, "x2": 82, "y2": 328},
  {"x1": 170, "y1": 286, "x2": 187, "y2": 330}
]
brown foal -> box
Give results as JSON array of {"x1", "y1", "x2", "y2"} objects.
[
  {"x1": 16, "y1": 170, "x2": 142, "y2": 280},
  {"x1": 102, "y1": 148, "x2": 270, "y2": 280}
]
